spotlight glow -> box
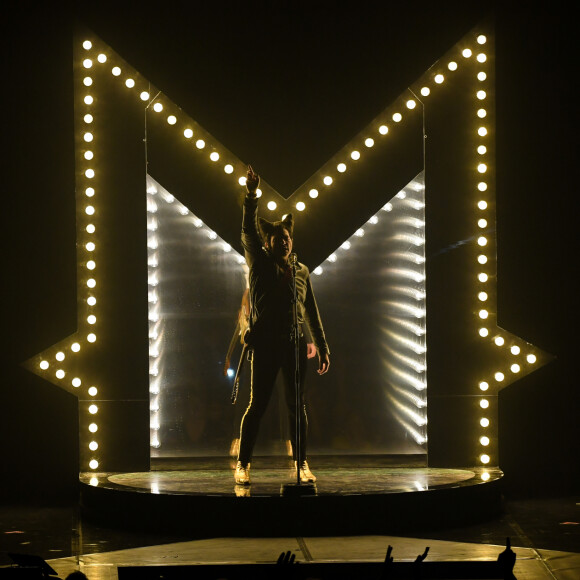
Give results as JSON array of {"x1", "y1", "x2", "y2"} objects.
[
  {"x1": 378, "y1": 125, "x2": 388, "y2": 135},
  {"x1": 351, "y1": 150, "x2": 361, "y2": 160},
  {"x1": 309, "y1": 189, "x2": 319, "y2": 198}
]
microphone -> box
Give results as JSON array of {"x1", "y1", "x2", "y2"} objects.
[{"x1": 289, "y1": 253, "x2": 302, "y2": 269}]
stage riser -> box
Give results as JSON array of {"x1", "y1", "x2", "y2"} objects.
[{"x1": 80, "y1": 478, "x2": 502, "y2": 536}]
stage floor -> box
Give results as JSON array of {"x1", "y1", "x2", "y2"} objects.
[
  {"x1": 83, "y1": 465, "x2": 495, "y2": 497},
  {"x1": 80, "y1": 455, "x2": 500, "y2": 497}
]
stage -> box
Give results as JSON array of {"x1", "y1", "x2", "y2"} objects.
[{"x1": 79, "y1": 457, "x2": 503, "y2": 537}]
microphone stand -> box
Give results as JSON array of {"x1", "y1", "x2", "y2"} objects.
[{"x1": 281, "y1": 253, "x2": 316, "y2": 497}]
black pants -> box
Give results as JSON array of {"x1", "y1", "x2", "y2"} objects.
[{"x1": 238, "y1": 336, "x2": 308, "y2": 465}]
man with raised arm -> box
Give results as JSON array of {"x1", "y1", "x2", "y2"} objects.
[{"x1": 235, "y1": 165, "x2": 330, "y2": 485}]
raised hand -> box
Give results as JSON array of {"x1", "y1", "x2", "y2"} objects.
[{"x1": 246, "y1": 164, "x2": 260, "y2": 194}]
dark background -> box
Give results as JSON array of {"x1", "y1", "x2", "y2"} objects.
[{"x1": 2, "y1": 1, "x2": 577, "y2": 501}]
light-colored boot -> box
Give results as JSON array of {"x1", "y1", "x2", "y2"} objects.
[
  {"x1": 234, "y1": 461, "x2": 251, "y2": 485},
  {"x1": 296, "y1": 460, "x2": 316, "y2": 483}
]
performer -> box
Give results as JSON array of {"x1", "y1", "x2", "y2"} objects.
[{"x1": 235, "y1": 165, "x2": 330, "y2": 485}]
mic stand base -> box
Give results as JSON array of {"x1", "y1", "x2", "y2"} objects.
[{"x1": 280, "y1": 482, "x2": 317, "y2": 497}]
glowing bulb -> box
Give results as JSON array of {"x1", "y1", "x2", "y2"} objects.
[
  {"x1": 86, "y1": 260, "x2": 96, "y2": 270},
  {"x1": 56, "y1": 369, "x2": 65, "y2": 379},
  {"x1": 323, "y1": 176, "x2": 333, "y2": 186},
  {"x1": 267, "y1": 201, "x2": 277, "y2": 210},
  {"x1": 494, "y1": 372, "x2": 504, "y2": 382},
  {"x1": 478, "y1": 273, "x2": 488, "y2": 282},
  {"x1": 478, "y1": 182, "x2": 488, "y2": 191},
  {"x1": 477, "y1": 90, "x2": 487, "y2": 100},
  {"x1": 478, "y1": 200, "x2": 488, "y2": 209},
  {"x1": 337, "y1": 163, "x2": 346, "y2": 173},
  {"x1": 167, "y1": 115, "x2": 177, "y2": 125},
  {"x1": 477, "y1": 236, "x2": 487, "y2": 246},
  {"x1": 478, "y1": 163, "x2": 487, "y2": 173},
  {"x1": 112, "y1": 66, "x2": 121, "y2": 76},
  {"x1": 82, "y1": 40, "x2": 92, "y2": 50},
  {"x1": 313, "y1": 267, "x2": 323, "y2": 275},
  {"x1": 84, "y1": 151, "x2": 93, "y2": 160},
  {"x1": 378, "y1": 125, "x2": 388, "y2": 135},
  {"x1": 355, "y1": 229, "x2": 365, "y2": 237},
  {"x1": 87, "y1": 278, "x2": 96, "y2": 288},
  {"x1": 480, "y1": 436, "x2": 490, "y2": 446},
  {"x1": 87, "y1": 333, "x2": 97, "y2": 343},
  {"x1": 406, "y1": 99, "x2": 416, "y2": 109},
  {"x1": 153, "y1": 102, "x2": 163, "y2": 112},
  {"x1": 480, "y1": 418, "x2": 490, "y2": 427},
  {"x1": 140, "y1": 91, "x2": 150, "y2": 101},
  {"x1": 196, "y1": 139, "x2": 205, "y2": 149},
  {"x1": 477, "y1": 72, "x2": 487, "y2": 81},
  {"x1": 479, "y1": 328, "x2": 489, "y2": 337},
  {"x1": 511, "y1": 364, "x2": 521, "y2": 373},
  {"x1": 184, "y1": 128, "x2": 193, "y2": 138},
  {"x1": 224, "y1": 164, "x2": 234, "y2": 174},
  {"x1": 477, "y1": 53, "x2": 487, "y2": 63},
  {"x1": 125, "y1": 79, "x2": 135, "y2": 88},
  {"x1": 448, "y1": 61, "x2": 458, "y2": 71},
  {"x1": 494, "y1": 336, "x2": 505, "y2": 346},
  {"x1": 480, "y1": 399, "x2": 489, "y2": 409},
  {"x1": 365, "y1": 138, "x2": 374, "y2": 147},
  {"x1": 296, "y1": 201, "x2": 306, "y2": 211},
  {"x1": 478, "y1": 292, "x2": 488, "y2": 301},
  {"x1": 527, "y1": 354, "x2": 537, "y2": 364},
  {"x1": 309, "y1": 189, "x2": 319, "y2": 198},
  {"x1": 72, "y1": 378, "x2": 82, "y2": 388},
  {"x1": 478, "y1": 145, "x2": 487, "y2": 154},
  {"x1": 55, "y1": 351, "x2": 65, "y2": 361},
  {"x1": 87, "y1": 315, "x2": 96, "y2": 325},
  {"x1": 420, "y1": 87, "x2": 430, "y2": 96},
  {"x1": 477, "y1": 35, "x2": 487, "y2": 44},
  {"x1": 40, "y1": 360, "x2": 49, "y2": 370},
  {"x1": 478, "y1": 219, "x2": 487, "y2": 228},
  {"x1": 89, "y1": 441, "x2": 98, "y2": 451},
  {"x1": 83, "y1": 132, "x2": 93, "y2": 142},
  {"x1": 89, "y1": 460, "x2": 99, "y2": 470},
  {"x1": 89, "y1": 404, "x2": 98, "y2": 414},
  {"x1": 511, "y1": 346, "x2": 520, "y2": 355},
  {"x1": 84, "y1": 114, "x2": 93, "y2": 123},
  {"x1": 89, "y1": 423, "x2": 98, "y2": 433},
  {"x1": 328, "y1": 253, "x2": 337, "y2": 262},
  {"x1": 83, "y1": 59, "x2": 92, "y2": 69},
  {"x1": 478, "y1": 109, "x2": 487, "y2": 119},
  {"x1": 341, "y1": 241, "x2": 351, "y2": 250},
  {"x1": 85, "y1": 169, "x2": 95, "y2": 178},
  {"x1": 86, "y1": 242, "x2": 95, "y2": 251},
  {"x1": 392, "y1": 113, "x2": 402, "y2": 122},
  {"x1": 462, "y1": 48, "x2": 472, "y2": 57},
  {"x1": 86, "y1": 224, "x2": 95, "y2": 234},
  {"x1": 478, "y1": 255, "x2": 488, "y2": 264},
  {"x1": 83, "y1": 76, "x2": 92, "y2": 86},
  {"x1": 480, "y1": 454, "x2": 490, "y2": 464},
  {"x1": 210, "y1": 152, "x2": 219, "y2": 161},
  {"x1": 479, "y1": 381, "x2": 489, "y2": 391},
  {"x1": 479, "y1": 310, "x2": 488, "y2": 319},
  {"x1": 434, "y1": 74, "x2": 444, "y2": 84},
  {"x1": 481, "y1": 472, "x2": 490, "y2": 481}
]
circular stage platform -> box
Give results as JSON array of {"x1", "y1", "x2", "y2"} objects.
[{"x1": 80, "y1": 457, "x2": 503, "y2": 536}]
